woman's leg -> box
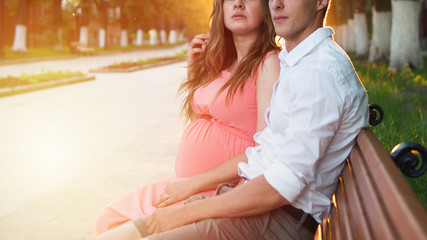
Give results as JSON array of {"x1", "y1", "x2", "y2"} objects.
[
  {"x1": 94, "y1": 178, "x2": 172, "y2": 236},
  {"x1": 95, "y1": 219, "x2": 147, "y2": 240}
]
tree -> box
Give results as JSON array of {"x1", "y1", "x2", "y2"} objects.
[
  {"x1": 344, "y1": 0, "x2": 356, "y2": 52},
  {"x1": 95, "y1": 0, "x2": 108, "y2": 48},
  {"x1": 354, "y1": 0, "x2": 369, "y2": 57},
  {"x1": 0, "y1": 0, "x2": 4, "y2": 57},
  {"x1": 79, "y1": 0, "x2": 91, "y2": 46},
  {"x1": 12, "y1": 0, "x2": 29, "y2": 52},
  {"x1": 369, "y1": 0, "x2": 391, "y2": 62},
  {"x1": 389, "y1": 0, "x2": 423, "y2": 70},
  {"x1": 127, "y1": 0, "x2": 143, "y2": 46},
  {"x1": 53, "y1": 0, "x2": 63, "y2": 50},
  {"x1": 326, "y1": 0, "x2": 345, "y2": 48},
  {"x1": 119, "y1": 1, "x2": 129, "y2": 47}
]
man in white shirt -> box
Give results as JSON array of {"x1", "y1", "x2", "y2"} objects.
[{"x1": 96, "y1": 0, "x2": 368, "y2": 239}]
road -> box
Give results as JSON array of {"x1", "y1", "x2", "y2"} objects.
[{"x1": 0, "y1": 48, "x2": 187, "y2": 239}]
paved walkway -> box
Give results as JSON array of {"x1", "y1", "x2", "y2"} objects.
[
  {"x1": 0, "y1": 48, "x2": 188, "y2": 239},
  {"x1": 0, "y1": 44, "x2": 188, "y2": 77}
]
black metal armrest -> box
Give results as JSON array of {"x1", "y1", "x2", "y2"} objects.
[{"x1": 390, "y1": 142, "x2": 427, "y2": 178}]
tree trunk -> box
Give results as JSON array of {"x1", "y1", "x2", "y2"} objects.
[
  {"x1": 53, "y1": 0, "x2": 63, "y2": 50},
  {"x1": 330, "y1": 0, "x2": 348, "y2": 50},
  {"x1": 160, "y1": 30, "x2": 167, "y2": 45},
  {"x1": 12, "y1": 0, "x2": 29, "y2": 52},
  {"x1": 79, "y1": 0, "x2": 90, "y2": 46},
  {"x1": 390, "y1": 0, "x2": 423, "y2": 70},
  {"x1": 98, "y1": 0, "x2": 108, "y2": 48},
  {"x1": 0, "y1": 0, "x2": 4, "y2": 57},
  {"x1": 136, "y1": 29, "x2": 143, "y2": 46},
  {"x1": 169, "y1": 30, "x2": 177, "y2": 44},
  {"x1": 149, "y1": 29, "x2": 158, "y2": 45},
  {"x1": 99, "y1": 28, "x2": 106, "y2": 48},
  {"x1": 120, "y1": 30, "x2": 128, "y2": 47},
  {"x1": 344, "y1": 1, "x2": 356, "y2": 52},
  {"x1": 354, "y1": 0, "x2": 369, "y2": 57},
  {"x1": 369, "y1": 0, "x2": 392, "y2": 62},
  {"x1": 120, "y1": 2, "x2": 128, "y2": 47}
]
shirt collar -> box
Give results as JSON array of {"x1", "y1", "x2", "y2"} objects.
[{"x1": 278, "y1": 27, "x2": 334, "y2": 67}]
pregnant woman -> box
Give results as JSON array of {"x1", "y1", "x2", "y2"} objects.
[{"x1": 94, "y1": 0, "x2": 280, "y2": 236}]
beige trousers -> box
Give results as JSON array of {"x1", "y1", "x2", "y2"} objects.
[{"x1": 133, "y1": 184, "x2": 315, "y2": 240}]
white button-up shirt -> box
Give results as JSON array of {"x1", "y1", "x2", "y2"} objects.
[{"x1": 238, "y1": 27, "x2": 369, "y2": 223}]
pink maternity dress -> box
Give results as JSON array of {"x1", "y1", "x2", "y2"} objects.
[{"x1": 95, "y1": 51, "x2": 275, "y2": 235}]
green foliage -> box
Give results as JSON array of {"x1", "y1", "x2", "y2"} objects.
[
  {"x1": 102, "y1": 50, "x2": 187, "y2": 69},
  {"x1": 353, "y1": 59, "x2": 427, "y2": 208},
  {"x1": 0, "y1": 70, "x2": 85, "y2": 89},
  {"x1": 0, "y1": 47, "x2": 70, "y2": 60}
]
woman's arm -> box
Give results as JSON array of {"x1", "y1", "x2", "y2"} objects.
[{"x1": 255, "y1": 53, "x2": 280, "y2": 132}]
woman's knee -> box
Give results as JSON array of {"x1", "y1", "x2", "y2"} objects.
[{"x1": 95, "y1": 207, "x2": 129, "y2": 235}]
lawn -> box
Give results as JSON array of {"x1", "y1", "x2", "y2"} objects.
[
  {"x1": 0, "y1": 42, "x2": 187, "y2": 62},
  {"x1": 99, "y1": 50, "x2": 187, "y2": 70},
  {"x1": 353, "y1": 56, "x2": 427, "y2": 208},
  {"x1": 0, "y1": 70, "x2": 85, "y2": 89}
]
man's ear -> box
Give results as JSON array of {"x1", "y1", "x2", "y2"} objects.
[{"x1": 317, "y1": 0, "x2": 329, "y2": 11}]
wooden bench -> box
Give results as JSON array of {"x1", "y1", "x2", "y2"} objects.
[
  {"x1": 317, "y1": 105, "x2": 427, "y2": 239},
  {"x1": 69, "y1": 41, "x2": 94, "y2": 55}
]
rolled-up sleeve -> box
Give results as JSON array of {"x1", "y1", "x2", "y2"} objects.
[{"x1": 263, "y1": 69, "x2": 344, "y2": 203}]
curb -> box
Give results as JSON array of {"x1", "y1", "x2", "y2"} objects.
[
  {"x1": 0, "y1": 55, "x2": 80, "y2": 66},
  {"x1": 0, "y1": 75, "x2": 96, "y2": 98},
  {"x1": 0, "y1": 43, "x2": 188, "y2": 66},
  {"x1": 89, "y1": 58, "x2": 186, "y2": 73}
]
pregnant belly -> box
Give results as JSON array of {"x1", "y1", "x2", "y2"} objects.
[{"x1": 175, "y1": 119, "x2": 255, "y2": 178}]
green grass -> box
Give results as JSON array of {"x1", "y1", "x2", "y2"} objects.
[
  {"x1": 0, "y1": 70, "x2": 85, "y2": 89},
  {"x1": 101, "y1": 50, "x2": 187, "y2": 69},
  {"x1": 0, "y1": 42, "x2": 187, "y2": 62},
  {"x1": 0, "y1": 47, "x2": 70, "y2": 61},
  {"x1": 352, "y1": 57, "x2": 427, "y2": 208},
  {"x1": 92, "y1": 41, "x2": 187, "y2": 54}
]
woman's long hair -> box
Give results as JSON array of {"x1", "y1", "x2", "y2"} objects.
[{"x1": 178, "y1": 0, "x2": 279, "y2": 120}]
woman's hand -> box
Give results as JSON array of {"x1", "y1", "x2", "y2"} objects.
[
  {"x1": 155, "y1": 178, "x2": 199, "y2": 208},
  {"x1": 188, "y1": 34, "x2": 209, "y2": 68},
  {"x1": 146, "y1": 205, "x2": 191, "y2": 234}
]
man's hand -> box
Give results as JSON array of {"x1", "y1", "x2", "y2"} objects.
[
  {"x1": 146, "y1": 205, "x2": 191, "y2": 234},
  {"x1": 188, "y1": 34, "x2": 209, "y2": 67},
  {"x1": 155, "y1": 178, "x2": 199, "y2": 208}
]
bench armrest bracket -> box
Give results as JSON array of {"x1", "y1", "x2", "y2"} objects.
[
  {"x1": 390, "y1": 142, "x2": 427, "y2": 178},
  {"x1": 369, "y1": 104, "x2": 384, "y2": 126}
]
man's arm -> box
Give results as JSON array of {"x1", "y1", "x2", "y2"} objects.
[{"x1": 147, "y1": 175, "x2": 289, "y2": 234}]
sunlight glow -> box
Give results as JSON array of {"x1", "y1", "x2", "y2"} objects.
[
  {"x1": 275, "y1": 35, "x2": 285, "y2": 49},
  {"x1": 331, "y1": 194, "x2": 337, "y2": 209}
]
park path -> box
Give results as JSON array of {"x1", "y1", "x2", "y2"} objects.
[
  {"x1": 0, "y1": 48, "x2": 188, "y2": 239},
  {"x1": 0, "y1": 44, "x2": 188, "y2": 77}
]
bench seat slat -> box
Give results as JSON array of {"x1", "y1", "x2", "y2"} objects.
[{"x1": 356, "y1": 129, "x2": 427, "y2": 239}]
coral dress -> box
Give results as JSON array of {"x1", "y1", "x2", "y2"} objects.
[{"x1": 95, "y1": 52, "x2": 274, "y2": 235}]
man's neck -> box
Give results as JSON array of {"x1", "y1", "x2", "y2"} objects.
[{"x1": 285, "y1": 24, "x2": 323, "y2": 53}]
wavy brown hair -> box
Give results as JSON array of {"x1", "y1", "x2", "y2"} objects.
[{"x1": 178, "y1": 0, "x2": 279, "y2": 120}]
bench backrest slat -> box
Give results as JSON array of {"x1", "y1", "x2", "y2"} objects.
[
  {"x1": 349, "y1": 145, "x2": 397, "y2": 239},
  {"x1": 357, "y1": 129, "x2": 427, "y2": 239},
  {"x1": 334, "y1": 178, "x2": 355, "y2": 240},
  {"x1": 340, "y1": 164, "x2": 372, "y2": 239},
  {"x1": 319, "y1": 128, "x2": 427, "y2": 240}
]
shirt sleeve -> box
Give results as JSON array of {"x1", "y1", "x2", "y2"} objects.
[{"x1": 264, "y1": 69, "x2": 344, "y2": 203}]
